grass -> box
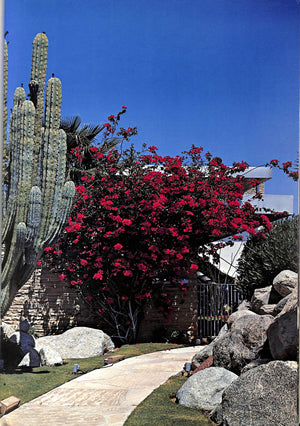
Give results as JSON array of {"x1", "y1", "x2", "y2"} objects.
[
  {"x1": 125, "y1": 373, "x2": 215, "y2": 426},
  {"x1": 0, "y1": 342, "x2": 181, "y2": 409}
]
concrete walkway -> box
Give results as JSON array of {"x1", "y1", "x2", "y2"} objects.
[{"x1": 0, "y1": 346, "x2": 200, "y2": 426}]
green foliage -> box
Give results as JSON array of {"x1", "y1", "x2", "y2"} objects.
[
  {"x1": 1, "y1": 33, "x2": 75, "y2": 316},
  {"x1": 236, "y1": 216, "x2": 298, "y2": 297}
]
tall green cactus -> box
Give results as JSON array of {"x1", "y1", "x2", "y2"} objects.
[{"x1": 1, "y1": 33, "x2": 75, "y2": 316}]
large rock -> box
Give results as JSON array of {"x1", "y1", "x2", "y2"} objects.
[
  {"x1": 220, "y1": 361, "x2": 298, "y2": 426},
  {"x1": 36, "y1": 327, "x2": 114, "y2": 359},
  {"x1": 226, "y1": 309, "x2": 257, "y2": 328},
  {"x1": 191, "y1": 324, "x2": 228, "y2": 369},
  {"x1": 250, "y1": 285, "x2": 271, "y2": 314},
  {"x1": 213, "y1": 312, "x2": 274, "y2": 374},
  {"x1": 272, "y1": 270, "x2": 298, "y2": 297},
  {"x1": 273, "y1": 292, "x2": 292, "y2": 316},
  {"x1": 267, "y1": 286, "x2": 298, "y2": 360},
  {"x1": 177, "y1": 367, "x2": 238, "y2": 411}
]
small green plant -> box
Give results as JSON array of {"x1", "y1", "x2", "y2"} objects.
[{"x1": 236, "y1": 216, "x2": 298, "y2": 297}]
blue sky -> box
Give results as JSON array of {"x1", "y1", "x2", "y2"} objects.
[{"x1": 5, "y1": 0, "x2": 299, "y2": 212}]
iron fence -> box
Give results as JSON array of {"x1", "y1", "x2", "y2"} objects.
[{"x1": 197, "y1": 282, "x2": 245, "y2": 338}]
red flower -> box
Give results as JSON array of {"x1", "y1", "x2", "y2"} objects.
[
  {"x1": 114, "y1": 243, "x2": 123, "y2": 250},
  {"x1": 190, "y1": 264, "x2": 199, "y2": 271},
  {"x1": 80, "y1": 258, "x2": 88, "y2": 266},
  {"x1": 58, "y1": 274, "x2": 66, "y2": 281},
  {"x1": 122, "y1": 105, "x2": 127, "y2": 109},
  {"x1": 270, "y1": 159, "x2": 279, "y2": 166},
  {"x1": 93, "y1": 271, "x2": 103, "y2": 280}
]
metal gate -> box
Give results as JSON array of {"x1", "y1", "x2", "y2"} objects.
[{"x1": 197, "y1": 282, "x2": 245, "y2": 338}]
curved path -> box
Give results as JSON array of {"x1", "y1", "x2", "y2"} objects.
[{"x1": 0, "y1": 346, "x2": 200, "y2": 426}]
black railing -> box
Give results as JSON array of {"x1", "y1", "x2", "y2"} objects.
[{"x1": 197, "y1": 282, "x2": 245, "y2": 338}]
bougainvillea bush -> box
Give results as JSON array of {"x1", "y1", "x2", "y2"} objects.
[{"x1": 43, "y1": 143, "x2": 294, "y2": 343}]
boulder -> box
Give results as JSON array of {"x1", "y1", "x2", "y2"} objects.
[
  {"x1": 213, "y1": 313, "x2": 274, "y2": 374},
  {"x1": 267, "y1": 286, "x2": 298, "y2": 360},
  {"x1": 36, "y1": 327, "x2": 114, "y2": 359},
  {"x1": 221, "y1": 361, "x2": 298, "y2": 426},
  {"x1": 258, "y1": 304, "x2": 277, "y2": 316},
  {"x1": 39, "y1": 346, "x2": 63, "y2": 367},
  {"x1": 250, "y1": 285, "x2": 271, "y2": 314},
  {"x1": 226, "y1": 309, "x2": 257, "y2": 328},
  {"x1": 177, "y1": 367, "x2": 238, "y2": 411},
  {"x1": 273, "y1": 292, "x2": 292, "y2": 316},
  {"x1": 272, "y1": 270, "x2": 298, "y2": 298},
  {"x1": 191, "y1": 324, "x2": 227, "y2": 369}
]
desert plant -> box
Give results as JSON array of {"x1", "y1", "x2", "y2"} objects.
[
  {"x1": 236, "y1": 215, "x2": 298, "y2": 297},
  {"x1": 1, "y1": 33, "x2": 75, "y2": 317}
]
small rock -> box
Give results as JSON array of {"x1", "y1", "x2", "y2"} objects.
[{"x1": 191, "y1": 355, "x2": 213, "y2": 374}]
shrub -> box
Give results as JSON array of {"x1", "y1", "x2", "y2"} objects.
[{"x1": 236, "y1": 216, "x2": 298, "y2": 297}]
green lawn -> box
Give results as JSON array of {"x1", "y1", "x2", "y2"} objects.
[
  {"x1": 125, "y1": 373, "x2": 214, "y2": 426},
  {"x1": 0, "y1": 343, "x2": 181, "y2": 408}
]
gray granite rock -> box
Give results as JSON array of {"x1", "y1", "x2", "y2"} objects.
[
  {"x1": 272, "y1": 270, "x2": 298, "y2": 297},
  {"x1": 250, "y1": 285, "x2": 271, "y2": 314},
  {"x1": 36, "y1": 327, "x2": 114, "y2": 359},
  {"x1": 267, "y1": 286, "x2": 298, "y2": 360},
  {"x1": 221, "y1": 361, "x2": 298, "y2": 426},
  {"x1": 213, "y1": 312, "x2": 274, "y2": 374},
  {"x1": 177, "y1": 367, "x2": 238, "y2": 411},
  {"x1": 226, "y1": 309, "x2": 257, "y2": 328}
]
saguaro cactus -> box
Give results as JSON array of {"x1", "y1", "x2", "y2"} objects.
[{"x1": 1, "y1": 33, "x2": 75, "y2": 316}]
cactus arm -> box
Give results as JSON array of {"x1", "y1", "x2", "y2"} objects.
[
  {"x1": 29, "y1": 32, "x2": 48, "y2": 185},
  {"x1": 44, "y1": 180, "x2": 75, "y2": 247},
  {"x1": 1, "y1": 223, "x2": 27, "y2": 314},
  {"x1": 2, "y1": 89, "x2": 25, "y2": 241},
  {"x1": 15, "y1": 100, "x2": 35, "y2": 224}
]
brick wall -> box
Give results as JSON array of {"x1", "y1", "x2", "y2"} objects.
[
  {"x1": 3, "y1": 270, "x2": 198, "y2": 341},
  {"x1": 137, "y1": 280, "x2": 198, "y2": 342}
]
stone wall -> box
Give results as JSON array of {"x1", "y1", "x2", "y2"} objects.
[{"x1": 3, "y1": 268, "x2": 88, "y2": 336}]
